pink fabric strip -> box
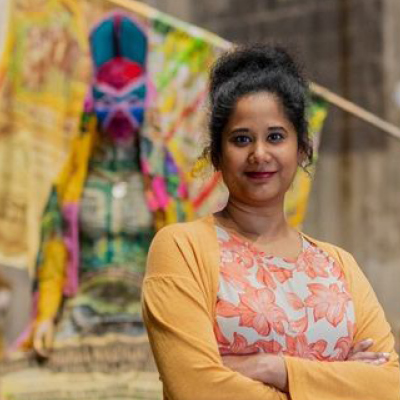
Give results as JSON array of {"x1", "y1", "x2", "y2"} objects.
[{"x1": 62, "y1": 203, "x2": 80, "y2": 296}]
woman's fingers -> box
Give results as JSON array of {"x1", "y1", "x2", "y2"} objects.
[
  {"x1": 33, "y1": 320, "x2": 55, "y2": 357},
  {"x1": 349, "y1": 338, "x2": 373, "y2": 356},
  {"x1": 348, "y1": 351, "x2": 390, "y2": 364},
  {"x1": 348, "y1": 338, "x2": 390, "y2": 365}
]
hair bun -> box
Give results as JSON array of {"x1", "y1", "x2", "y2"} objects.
[{"x1": 210, "y1": 44, "x2": 305, "y2": 98}]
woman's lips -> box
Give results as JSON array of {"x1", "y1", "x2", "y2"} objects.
[{"x1": 244, "y1": 171, "x2": 277, "y2": 180}]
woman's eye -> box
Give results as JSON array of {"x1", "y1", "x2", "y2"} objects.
[
  {"x1": 232, "y1": 135, "x2": 251, "y2": 145},
  {"x1": 268, "y1": 132, "x2": 284, "y2": 142}
]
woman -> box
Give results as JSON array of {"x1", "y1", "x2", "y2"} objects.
[{"x1": 142, "y1": 45, "x2": 400, "y2": 400}]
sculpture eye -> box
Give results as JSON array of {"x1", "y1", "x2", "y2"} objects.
[
  {"x1": 97, "y1": 96, "x2": 115, "y2": 107},
  {"x1": 127, "y1": 96, "x2": 139, "y2": 106}
]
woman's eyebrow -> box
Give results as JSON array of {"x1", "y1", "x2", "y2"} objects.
[
  {"x1": 229, "y1": 127, "x2": 250, "y2": 135},
  {"x1": 228, "y1": 126, "x2": 288, "y2": 136}
]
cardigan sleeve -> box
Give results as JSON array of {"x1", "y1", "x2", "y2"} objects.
[
  {"x1": 284, "y1": 249, "x2": 400, "y2": 400},
  {"x1": 142, "y1": 226, "x2": 288, "y2": 400}
]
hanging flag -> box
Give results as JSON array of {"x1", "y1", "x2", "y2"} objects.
[{"x1": 0, "y1": 0, "x2": 91, "y2": 273}]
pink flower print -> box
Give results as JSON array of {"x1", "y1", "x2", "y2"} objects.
[
  {"x1": 220, "y1": 252, "x2": 251, "y2": 290},
  {"x1": 236, "y1": 287, "x2": 288, "y2": 336},
  {"x1": 216, "y1": 299, "x2": 239, "y2": 318},
  {"x1": 219, "y1": 332, "x2": 259, "y2": 355},
  {"x1": 334, "y1": 320, "x2": 356, "y2": 360},
  {"x1": 290, "y1": 315, "x2": 308, "y2": 334},
  {"x1": 269, "y1": 265, "x2": 293, "y2": 284},
  {"x1": 237, "y1": 250, "x2": 255, "y2": 269},
  {"x1": 286, "y1": 292, "x2": 304, "y2": 310},
  {"x1": 256, "y1": 263, "x2": 277, "y2": 290},
  {"x1": 304, "y1": 283, "x2": 351, "y2": 327},
  {"x1": 285, "y1": 293, "x2": 308, "y2": 333},
  {"x1": 255, "y1": 339, "x2": 283, "y2": 355},
  {"x1": 220, "y1": 247, "x2": 234, "y2": 264},
  {"x1": 214, "y1": 321, "x2": 230, "y2": 346},
  {"x1": 331, "y1": 261, "x2": 344, "y2": 282},
  {"x1": 285, "y1": 334, "x2": 328, "y2": 361},
  {"x1": 224, "y1": 235, "x2": 254, "y2": 263},
  {"x1": 297, "y1": 247, "x2": 329, "y2": 279},
  {"x1": 331, "y1": 261, "x2": 349, "y2": 293}
]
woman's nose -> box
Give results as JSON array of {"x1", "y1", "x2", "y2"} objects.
[{"x1": 248, "y1": 142, "x2": 272, "y2": 164}]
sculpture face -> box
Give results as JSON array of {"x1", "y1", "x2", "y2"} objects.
[
  {"x1": 90, "y1": 14, "x2": 148, "y2": 144},
  {"x1": 93, "y1": 57, "x2": 146, "y2": 143}
]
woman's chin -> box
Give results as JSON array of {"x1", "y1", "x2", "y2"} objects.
[{"x1": 231, "y1": 191, "x2": 283, "y2": 207}]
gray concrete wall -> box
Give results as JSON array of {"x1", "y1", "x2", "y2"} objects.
[{"x1": 380, "y1": 0, "x2": 400, "y2": 343}]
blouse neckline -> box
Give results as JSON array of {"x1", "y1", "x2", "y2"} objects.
[{"x1": 213, "y1": 221, "x2": 308, "y2": 264}]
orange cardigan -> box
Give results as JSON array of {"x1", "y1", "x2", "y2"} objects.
[{"x1": 142, "y1": 215, "x2": 400, "y2": 400}]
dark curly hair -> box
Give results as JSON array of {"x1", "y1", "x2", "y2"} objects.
[{"x1": 205, "y1": 44, "x2": 312, "y2": 169}]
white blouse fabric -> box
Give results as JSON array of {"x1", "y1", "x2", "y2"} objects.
[{"x1": 214, "y1": 226, "x2": 356, "y2": 361}]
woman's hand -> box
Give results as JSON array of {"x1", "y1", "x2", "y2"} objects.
[
  {"x1": 33, "y1": 319, "x2": 56, "y2": 357},
  {"x1": 222, "y1": 354, "x2": 288, "y2": 392},
  {"x1": 347, "y1": 338, "x2": 390, "y2": 365}
]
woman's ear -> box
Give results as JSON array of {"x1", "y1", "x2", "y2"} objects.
[{"x1": 297, "y1": 149, "x2": 306, "y2": 168}]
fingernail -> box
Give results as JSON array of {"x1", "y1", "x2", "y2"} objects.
[
  {"x1": 364, "y1": 338, "x2": 373, "y2": 344},
  {"x1": 382, "y1": 352, "x2": 390, "y2": 358}
]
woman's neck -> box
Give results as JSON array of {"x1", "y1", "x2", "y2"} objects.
[{"x1": 217, "y1": 197, "x2": 292, "y2": 242}]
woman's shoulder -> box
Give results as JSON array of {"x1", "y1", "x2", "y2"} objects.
[
  {"x1": 302, "y1": 232, "x2": 357, "y2": 266},
  {"x1": 302, "y1": 233, "x2": 371, "y2": 304},
  {"x1": 146, "y1": 214, "x2": 218, "y2": 278},
  {"x1": 153, "y1": 215, "x2": 216, "y2": 243}
]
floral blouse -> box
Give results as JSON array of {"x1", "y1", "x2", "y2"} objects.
[{"x1": 214, "y1": 226, "x2": 356, "y2": 361}]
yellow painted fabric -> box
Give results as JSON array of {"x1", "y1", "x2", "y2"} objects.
[
  {"x1": 142, "y1": 215, "x2": 400, "y2": 400},
  {"x1": 37, "y1": 239, "x2": 67, "y2": 322},
  {"x1": 54, "y1": 118, "x2": 97, "y2": 204},
  {"x1": 0, "y1": 0, "x2": 91, "y2": 272}
]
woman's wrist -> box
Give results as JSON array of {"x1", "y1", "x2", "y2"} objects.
[
  {"x1": 222, "y1": 353, "x2": 288, "y2": 392},
  {"x1": 257, "y1": 354, "x2": 288, "y2": 392}
]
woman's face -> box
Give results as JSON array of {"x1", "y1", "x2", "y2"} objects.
[{"x1": 219, "y1": 92, "x2": 301, "y2": 207}]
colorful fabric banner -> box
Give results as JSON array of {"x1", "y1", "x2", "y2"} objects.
[
  {"x1": 0, "y1": 0, "x2": 91, "y2": 272},
  {"x1": 0, "y1": 0, "x2": 327, "y2": 275}
]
